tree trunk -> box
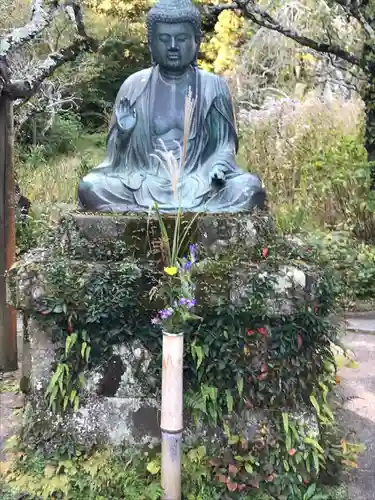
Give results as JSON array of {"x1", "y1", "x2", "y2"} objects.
[
  {"x1": 363, "y1": 46, "x2": 375, "y2": 190},
  {"x1": 0, "y1": 95, "x2": 18, "y2": 371}
]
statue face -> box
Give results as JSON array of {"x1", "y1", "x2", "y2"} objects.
[{"x1": 151, "y1": 22, "x2": 197, "y2": 71}]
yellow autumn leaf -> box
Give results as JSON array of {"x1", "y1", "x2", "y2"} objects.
[
  {"x1": 0, "y1": 459, "x2": 15, "y2": 476},
  {"x1": 44, "y1": 464, "x2": 56, "y2": 478},
  {"x1": 8, "y1": 261, "x2": 20, "y2": 272},
  {"x1": 342, "y1": 459, "x2": 358, "y2": 469}
]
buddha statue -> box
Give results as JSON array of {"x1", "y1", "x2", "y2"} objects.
[{"x1": 77, "y1": 0, "x2": 266, "y2": 213}]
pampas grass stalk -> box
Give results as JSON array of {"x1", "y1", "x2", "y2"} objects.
[{"x1": 150, "y1": 87, "x2": 197, "y2": 500}]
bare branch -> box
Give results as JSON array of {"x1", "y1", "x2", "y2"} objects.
[
  {"x1": 0, "y1": 0, "x2": 59, "y2": 58},
  {"x1": 4, "y1": 36, "x2": 94, "y2": 100},
  {"x1": 15, "y1": 78, "x2": 79, "y2": 133},
  {"x1": 332, "y1": 0, "x2": 375, "y2": 39},
  {"x1": 64, "y1": 0, "x2": 89, "y2": 38},
  {"x1": 212, "y1": 0, "x2": 363, "y2": 67}
]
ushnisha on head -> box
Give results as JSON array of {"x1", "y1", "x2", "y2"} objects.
[{"x1": 147, "y1": 0, "x2": 201, "y2": 68}]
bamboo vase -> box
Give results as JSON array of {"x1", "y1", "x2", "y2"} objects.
[{"x1": 161, "y1": 331, "x2": 184, "y2": 500}]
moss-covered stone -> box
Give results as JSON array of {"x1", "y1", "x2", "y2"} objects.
[{"x1": 6, "y1": 210, "x2": 337, "y2": 452}]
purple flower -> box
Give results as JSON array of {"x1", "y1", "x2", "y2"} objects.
[
  {"x1": 186, "y1": 299, "x2": 196, "y2": 309},
  {"x1": 179, "y1": 297, "x2": 196, "y2": 309},
  {"x1": 189, "y1": 243, "x2": 198, "y2": 263},
  {"x1": 182, "y1": 260, "x2": 193, "y2": 272},
  {"x1": 151, "y1": 317, "x2": 160, "y2": 325},
  {"x1": 159, "y1": 307, "x2": 174, "y2": 320}
]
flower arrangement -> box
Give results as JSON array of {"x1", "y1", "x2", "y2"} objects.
[
  {"x1": 151, "y1": 243, "x2": 201, "y2": 333},
  {"x1": 149, "y1": 87, "x2": 201, "y2": 334},
  {"x1": 147, "y1": 87, "x2": 201, "y2": 498}
]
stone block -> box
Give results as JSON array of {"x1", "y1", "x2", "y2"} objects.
[
  {"x1": 196, "y1": 212, "x2": 273, "y2": 257},
  {"x1": 23, "y1": 395, "x2": 160, "y2": 450},
  {"x1": 6, "y1": 249, "x2": 49, "y2": 310},
  {"x1": 7, "y1": 255, "x2": 143, "y2": 311},
  {"x1": 30, "y1": 320, "x2": 56, "y2": 391},
  {"x1": 59, "y1": 211, "x2": 273, "y2": 261}
]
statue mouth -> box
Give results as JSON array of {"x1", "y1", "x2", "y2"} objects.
[{"x1": 167, "y1": 52, "x2": 180, "y2": 60}]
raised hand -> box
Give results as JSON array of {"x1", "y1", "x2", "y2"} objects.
[{"x1": 115, "y1": 96, "x2": 137, "y2": 133}]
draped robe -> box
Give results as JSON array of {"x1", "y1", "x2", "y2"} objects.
[{"x1": 78, "y1": 65, "x2": 265, "y2": 213}]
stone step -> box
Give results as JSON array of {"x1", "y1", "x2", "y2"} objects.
[{"x1": 345, "y1": 313, "x2": 375, "y2": 334}]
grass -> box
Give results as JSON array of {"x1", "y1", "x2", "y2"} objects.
[
  {"x1": 0, "y1": 379, "x2": 19, "y2": 393},
  {"x1": 238, "y1": 94, "x2": 374, "y2": 236},
  {"x1": 16, "y1": 133, "x2": 106, "y2": 206}
]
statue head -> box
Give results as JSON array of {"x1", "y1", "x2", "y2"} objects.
[{"x1": 147, "y1": 0, "x2": 201, "y2": 70}]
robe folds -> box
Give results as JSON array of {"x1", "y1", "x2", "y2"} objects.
[{"x1": 78, "y1": 65, "x2": 265, "y2": 213}]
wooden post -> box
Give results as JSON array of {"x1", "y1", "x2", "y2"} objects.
[
  {"x1": 161, "y1": 331, "x2": 183, "y2": 500},
  {"x1": 0, "y1": 95, "x2": 18, "y2": 372}
]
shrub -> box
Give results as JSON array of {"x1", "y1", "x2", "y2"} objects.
[
  {"x1": 15, "y1": 208, "x2": 50, "y2": 257},
  {"x1": 2, "y1": 443, "x2": 280, "y2": 499},
  {"x1": 238, "y1": 94, "x2": 375, "y2": 237},
  {"x1": 44, "y1": 114, "x2": 83, "y2": 157},
  {"x1": 71, "y1": 28, "x2": 149, "y2": 130},
  {"x1": 18, "y1": 112, "x2": 83, "y2": 162},
  {"x1": 308, "y1": 231, "x2": 375, "y2": 304}
]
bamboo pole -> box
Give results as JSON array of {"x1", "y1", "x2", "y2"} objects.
[
  {"x1": 0, "y1": 95, "x2": 18, "y2": 372},
  {"x1": 161, "y1": 331, "x2": 184, "y2": 500}
]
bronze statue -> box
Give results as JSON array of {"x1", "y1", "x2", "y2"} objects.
[{"x1": 78, "y1": 0, "x2": 266, "y2": 213}]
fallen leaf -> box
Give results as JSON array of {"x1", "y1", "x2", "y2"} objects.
[
  {"x1": 297, "y1": 334, "x2": 303, "y2": 348},
  {"x1": 228, "y1": 464, "x2": 239, "y2": 475},
  {"x1": 227, "y1": 481, "x2": 238, "y2": 492}
]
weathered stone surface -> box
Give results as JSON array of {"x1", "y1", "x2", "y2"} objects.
[
  {"x1": 6, "y1": 212, "x2": 320, "y2": 450},
  {"x1": 185, "y1": 407, "x2": 319, "y2": 448},
  {"x1": 196, "y1": 212, "x2": 273, "y2": 257},
  {"x1": 84, "y1": 340, "x2": 156, "y2": 399},
  {"x1": 23, "y1": 395, "x2": 160, "y2": 450},
  {"x1": 6, "y1": 249, "x2": 49, "y2": 310},
  {"x1": 7, "y1": 212, "x2": 311, "y2": 317},
  {"x1": 19, "y1": 316, "x2": 321, "y2": 450},
  {"x1": 59, "y1": 212, "x2": 273, "y2": 261},
  {"x1": 7, "y1": 256, "x2": 142, "y2": 311},
  {"x1": 196, "y1": 262, "x2": 315, "y2": 314},
  {"x1": 29, "y1": 318, "x2": 57, "y2": 391}
]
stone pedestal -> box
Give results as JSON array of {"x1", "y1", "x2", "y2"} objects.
[{"x1": 6, "y1": 211, "x2": 320, "y2": 451}]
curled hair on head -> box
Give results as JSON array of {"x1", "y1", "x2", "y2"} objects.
[{"x1": 147, "y1": 0, "x2": 201, "y2": 64}]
